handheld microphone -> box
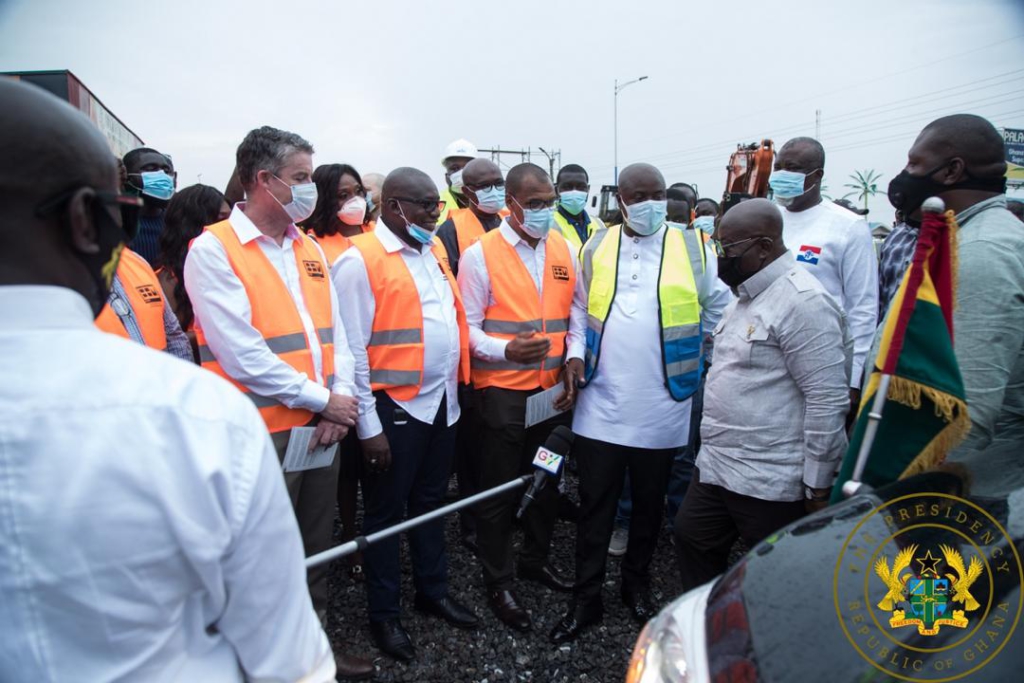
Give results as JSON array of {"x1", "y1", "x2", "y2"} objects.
[{"x1": 516, "y1": 425, "x2": 574, "y2": 519}]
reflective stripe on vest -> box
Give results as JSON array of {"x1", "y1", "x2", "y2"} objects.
[
  {"x1": 195, "y1": 219, "x2": 335, "y2": 433},
  {"x1": 582, "y1": 224, "x2": 705, "y2": 401},
  {"x1": 553, "y1": 211, "x2": 598, "y2": 254},
  {"x1": 95, "y1": 248, "x2": 168, "y2": 351},
  {"x1": 470, "y1": 229, "x2": 575, "y2": 391},
  {"x1": 350, "y1": 232, "x2": 471, "y2": 401}
]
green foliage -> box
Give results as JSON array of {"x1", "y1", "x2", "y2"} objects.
[{"x1": 842, "y1": 169, "x2": 884, "y2": 214}]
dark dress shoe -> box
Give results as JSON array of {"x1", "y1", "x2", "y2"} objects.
[
  {"x1": 334, "y1": 651, "x2": 375, "y2": 681},
  {"x1": 487, "y1": 589, "x2": 532, "y2": 632},
  {"x1": 460, "y1": 533, "x2": 479, "y2": 556},
  {"x1": 368, "y1": 618, "x2": 414, "y2": 662},
  {"x1": 622, "y1": 586, "x2": 657, "y2": 625},
  {"x1": 413, "y1": 594, "x2": 480, "y2": 630},
  {"x1": 548, "y1": 601, "x2": 603, "y2": 644},
  {"x1": 518, "y1": 563, "x2": 574, "y2": 593}
]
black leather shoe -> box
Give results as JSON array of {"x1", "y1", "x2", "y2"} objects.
[
  {"x1": 518, "y1": 562, "x2": 574, "y2": 593},
  {"x1": 487, "y1": 588, "x2": 532, "y2": 631},
  {"x1": 335, "y1": 651, "x2": 376, "y2": 681},
  {"x1": 368, "y1": 618, "x2": 414, "y2": 663},
  {"x1": 413, "y1": 594, "x2": 480, "y2": 630},
  {"x1": 548, "y1": 600, "x2": 603, "y2": 644},
  {"x1": 622, "y1": 586, "x2": 657, "y2": 625}
]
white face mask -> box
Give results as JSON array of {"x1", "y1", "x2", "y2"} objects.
[
  {"x1": 449, "y1": 168, "x2": 465, "y2": 196},
  {"x1": 337, "y1": 195, "x2": 367, "y2": 226},
  {"x1": 270, "y1": 174, "x2": 318, "y2": 223}
]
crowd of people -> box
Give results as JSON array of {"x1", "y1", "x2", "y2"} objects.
[{"x1": 2, "y1": 74, "x2": 1023, "y2": 682}]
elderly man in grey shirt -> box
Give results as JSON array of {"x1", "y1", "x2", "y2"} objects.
[{"x1": 674, "y1": 199, "x2": 851, "y2": 591}]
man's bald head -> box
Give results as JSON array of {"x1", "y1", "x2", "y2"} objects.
[
  {"x1": 916, "y1": 114, "x2": 1007, "y2": 179},
  {"x1": 0, "y1": 78, "x2": 124, "y2": 309},
  {"x1": 380, "y1": 167, "x2": 441, "y2": 242},
  {"x1": 462, "y1": 158, "x2": 502, "y2": 187},
  {"x1": 618, "y1": 163, "x2": 666, "y2": 200},
  {"x1": 382, "y1": 166, "x2": 435, "y2": 200},
  {"x1": 779, "y1": 137, "x2": 825, "y2": 170},
  {"x1": 717, "y1": 198, "x2": 783, "y2": 244}
]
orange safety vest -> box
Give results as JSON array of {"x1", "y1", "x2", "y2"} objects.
[
  {"x1": 196, "y1": 220, "x2": 336, "y2": 433},
  {"x1": 450, "y1": 207, "x2": 509, "y2": 257},
  {"x1": 310, "y1": 223, "x2": 375, "y2": 266},
  {"x1": 95, "y1": 248, "x2": 168, "y2": 350},
  {"x1": 471, "y1": 229, "x2": 575, "y2": 391},
  {"x1": 350, "y1": 232, "x2": 470, "y2": 400}
]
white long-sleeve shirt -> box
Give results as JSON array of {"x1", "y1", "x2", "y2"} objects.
[
  {"x1": 184, "y1": 203, "x2": 356, "y2": 412},
  {"x1": 781, "y1": 200, "x2": 878, "y2": 388},
  {"x1": 571, "y1": 225, "x2": 732, "y2": 449},
  {"x1": 332, "y1": 222, "x2": 462, "y2": 439},
  {"x1": 457, "y1": 219, "x2": 587, "y2": 364},
  {"x1": 0, "y1": 286, "x2": 335, "y2": 683}
]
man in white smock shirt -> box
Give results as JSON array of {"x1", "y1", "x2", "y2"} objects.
[
  {"x1": 0, "y1": 78, "x2": 336, "y2": 683},
  {"x1": 769, "y1": 137, "x2": 877, "y2": 418},
  {"x1": 550, "y1": 163, "x2": 730, "y2": 643}
]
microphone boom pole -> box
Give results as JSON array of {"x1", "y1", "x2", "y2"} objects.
[{"x1": 305, "y1": 474, "x2": 533, "y2": 570}]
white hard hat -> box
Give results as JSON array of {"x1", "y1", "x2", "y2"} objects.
[{"x1": 442, "y1": 138, "x2": 478, "y2": 165}]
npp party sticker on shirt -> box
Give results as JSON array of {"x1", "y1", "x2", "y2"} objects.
[{"x1": 797, "y1": 245, "x2": 822, "y2": 265}]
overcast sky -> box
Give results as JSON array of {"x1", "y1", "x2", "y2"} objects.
[{"x1": 2, "y1": 0, "x2": 1023, "y2": 220}]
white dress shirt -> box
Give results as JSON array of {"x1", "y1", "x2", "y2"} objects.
[
  {"x1": 184, "y1": 203, "x2": 356, "y2": 413},
  {"x1": 571, "y1": 224, "x2": 731, "y2": 449},
  {"x1": 332, "y1": 222, "x2": 462, "y2": 438},
  {"x1": 0, "y1": 286, "x2": 334, "y2": 683},
  {"x1": 458, "y1": 219, "x2": 587, "y2": 363},
  {"x1": 781, "y1": 200, "x2": 878, "y2": 388}
]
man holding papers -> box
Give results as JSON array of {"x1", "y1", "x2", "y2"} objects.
[{"x1": 457, "y1": 163, "x2": 587, "y2": 632}]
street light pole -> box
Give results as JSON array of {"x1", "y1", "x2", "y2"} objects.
[{"x1": 614, "y1": 75, "x2": 648, "y2": 185}]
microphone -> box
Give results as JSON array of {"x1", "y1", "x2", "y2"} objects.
[{"x1": 516, "y1": 425, "x2": 574, "y2": 519}]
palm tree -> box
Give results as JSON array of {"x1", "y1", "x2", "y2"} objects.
[{"x1": 843, "y1": 169, "x2": 883, "y2": 214}]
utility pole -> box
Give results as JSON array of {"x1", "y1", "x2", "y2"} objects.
[
  {"x1": 614, "y1": 75, "x2": 649, "y2": 185},
  {"x1": 815, "y1": 109, "x2": 821, "y2": 140},
  {"x1": 479, "y1": 146, "x2": 530, "y2": 171},
  {"x1": 537, "y1": 147, "x2": 561, "y2": 179}
]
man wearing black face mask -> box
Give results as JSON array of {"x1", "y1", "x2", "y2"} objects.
[
  {"x1": 123, "y1": 146, "x2": 176, "y2": 264},
  {"x1": 888, "y1": 114, "x2": 1024, "y2": 472},
  {"x1": 674, "y1": 198, "x2": 851, "y2": 590},
  {"x1": 0, "y1": 78, "x2": 343, "y2": 683}
]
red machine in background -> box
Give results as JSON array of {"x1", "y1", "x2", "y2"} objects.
[{"x1": 722, "y1": 139, "x2": 775, "y2": 213}]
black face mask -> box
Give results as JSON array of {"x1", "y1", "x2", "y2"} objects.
[
  {"x1": 717, "y1": 240, "x2": 763, "y2": 289},
  {"x1": 76, "y1": 200, "x2": 129, "y2": 317},
  {"x1": 888, "y1": 162, "x2": 1007, "y2": 216}
]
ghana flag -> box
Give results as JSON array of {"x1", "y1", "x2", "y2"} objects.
[{"x1": 830, "y1": 203, "x2": 970, "y2": 502}]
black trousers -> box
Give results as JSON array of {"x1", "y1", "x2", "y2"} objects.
[
  {"x1": 475, "y1": 386, "x2": 570, "y2": 590},
  {"x1": 574, "y1": 435, "x2": 676, "y2": 605},
  {"x1": 453, "y1": 383, "x2": 482, "y2": 537},
  {"x1": 361, "y1": 392, "x2": 456, "y2": 622},
  {"x1": 673, "y1": 470, "x2": 806, "y2": 592}
]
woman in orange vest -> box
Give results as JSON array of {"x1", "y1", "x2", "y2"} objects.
[
  {"x1": 301, "y1": 163, "x2": 374, "y2": 267},
  {"x1": 155, "y1": 184, "x2": 229, "y2": 360},
  {"x1": 301, "y1": 162, "x2": 375, "y2": 582}
]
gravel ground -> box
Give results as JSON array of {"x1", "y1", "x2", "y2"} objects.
[{"x1": 324, "y1": 468, "x2": 689, "y2": 683}]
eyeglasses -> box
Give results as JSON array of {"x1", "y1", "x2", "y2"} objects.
[
  {"x1": 514, "y1": 197, "x2": 558, "y2": 211},
  {"x1": 393, "y1": 197, "x2": 445, "y2": 213},
  {"x1": 35, "y1": 188, "x2": 145, "y2": 240},
  {"x1": 710, "y1": 235, "x2": 768, "y2": 257},
  {"x1": 465, "y1": 181, "x2": 505, "y2": 192}
]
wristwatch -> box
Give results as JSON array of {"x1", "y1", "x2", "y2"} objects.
[{"x1": 804, "y1": 484, "x2": 830, "y2": 501}]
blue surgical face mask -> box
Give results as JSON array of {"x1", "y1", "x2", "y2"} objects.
[
  {"x1": 137, "y1": 170, "x2": 175, "y2": 201},
  {"x1": 559, "y1": 190, "x2": 588, "y2": 216},
  {"x1": 512, "y1": 198, "x2": 554, "y2": 239},
  {"x1": 396, "y1": 205, "x2": 435, "y2": 245},
  {"x1": 365, "y1": 193, "x2": 376, "y2": 214},
  {"x1": 692, "y1": 215, "x2": 716, "y2": 234},
  {"x1": 623, "y1": 199, "x2": 667, "y2": 236},
  {"x1": 769, "y1": 169, "x2": 818, "y2": 207},
  {"x1": 270, "y1": 175, "x2": 318, "y2": 223},
  {"x1": 449, "y1": 169, "x2": 465, "y2": 196},
  {"x1": 472, "y1": 185, "x2": 505, "y2": 215}
]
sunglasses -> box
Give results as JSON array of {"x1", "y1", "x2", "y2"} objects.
[{"x1": 392, "y1": 197, "x2": 445, "y2": 214}]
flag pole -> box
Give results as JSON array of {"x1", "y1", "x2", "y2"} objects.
[{"x1": 840, "y1": 196, "x2": 946, "y2": 499}]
